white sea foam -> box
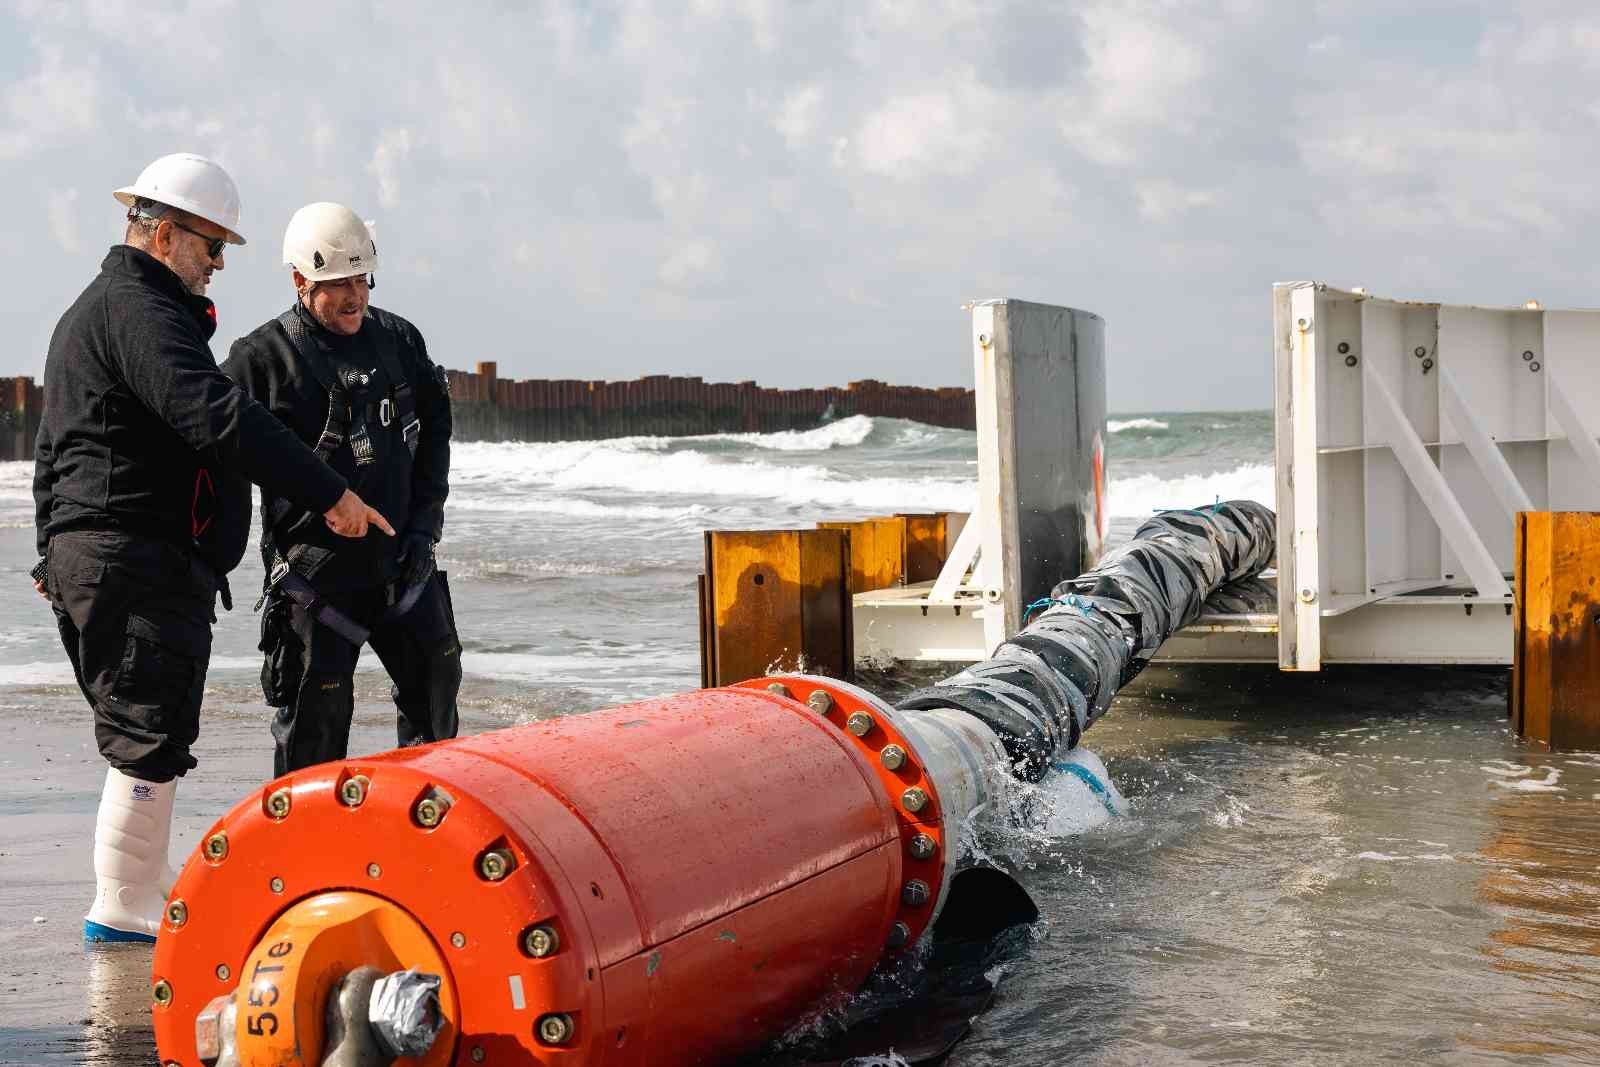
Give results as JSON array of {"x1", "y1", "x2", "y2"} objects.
[
  {"x1": 460, "y1": 648, "x2": 694, "y2": 694},
  {"x1": 6, "y1": 424, "x2": 1274, "y2": 531},
  {"x1": 1490, "y1": 766, "x2": 1564, "y2": 792},
  {"x1": 1108, "y1": 417, "x2": 1170, "y2": 433},
  {"x1": 702, "y1": 415, "x2": 877, "y2": 452},
  {"x1": 447, "y1": 440, "x2": 1273, "y2": 520},
  {"x1": 581, "y1": 416, "x2": 879, "y2": 454},
  {"x1": 0, "y1": 660, "x2": 77, "y2": 686},
  {"x1": 449, "y1": 440, "x2": 977, "y2": 513},
  {"x1": 1106, "y1": 462, "x2": 1276, "y2": 517},
  {"x1": 0, "y1": 461, "x2": 30, "y2": 492},
  {"x1": 447, "y1": 494, "x2": 715, "y2": 522}
]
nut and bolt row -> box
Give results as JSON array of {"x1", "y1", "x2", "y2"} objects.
[{"x1": 268, "y1": 781, "x2": 454, "y2": 829}]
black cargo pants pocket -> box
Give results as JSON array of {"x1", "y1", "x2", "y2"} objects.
[
  {"x1": 258, "y1": 598, "x2": 304, "y2": 707},
  {"x1": 107, "y1": 611, "x2": 210, "y2": 754}
]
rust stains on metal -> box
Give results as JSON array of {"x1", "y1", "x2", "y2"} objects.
[{"x1": 1513, "y1": 512, "x2": 1600, "y2": 749}]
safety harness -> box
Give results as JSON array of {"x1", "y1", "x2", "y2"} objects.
[{"x1": 255, "y1": 307, "x2": 426, "y2": 644}]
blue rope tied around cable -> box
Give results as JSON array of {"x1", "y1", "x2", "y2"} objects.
[
  {"x1": 1052, "y1": 760, "x2": 1122, "y2": 816},
  {"x1": 897, "y1": 500, "x2": 1276, "y2": 782},
  {"x1": 1022, "y1": 592, "x2": 1099, "y2": 624}
]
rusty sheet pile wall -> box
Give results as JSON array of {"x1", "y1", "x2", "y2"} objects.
[
  {"x1": 0, "y1": 377, "x2": 42, "y2": 462},
  {"x1": 446, "y1": 362, "x2": 975, "y2": 442},
  {"x1": 0, "y1": 365, "x2": 973, "y2": 459}
]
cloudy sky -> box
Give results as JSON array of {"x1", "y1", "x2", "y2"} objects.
[{"x1": 3, "y1": 1, "x2": 1598, "y2": 411}]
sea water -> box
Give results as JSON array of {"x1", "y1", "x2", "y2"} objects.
[{"x1": 3, "y1": 411, "x2": 1596, "y2": 1064}]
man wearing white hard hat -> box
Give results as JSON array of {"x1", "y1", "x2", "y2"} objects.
[
  {"x1": 33, "y1": 155, "x2": 397, "y2": 944},
  {"x1": 223, "y1": 201, "x2": 459, "y2": 776}
]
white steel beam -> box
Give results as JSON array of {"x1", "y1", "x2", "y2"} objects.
[
  {"x1": 970, "y1": 304, "x2": 1008, "y2": 655},
  {"x1": 928, "y1": 510, "x2": 981, "y2": 604},
  {"x1": 1546, "y1": 374, "x2": 1600, "y2": 492},
  {"x1": 1438, "y1": 365, "x2": 1533, "y2": 519},
  {"x1": 1362, "y1": 364, "x2": 1509, "y2": 597}
]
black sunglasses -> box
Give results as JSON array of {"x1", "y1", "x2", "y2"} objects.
[{"x1": 167, "y1": 218, "x2": 227, "y2": 259}]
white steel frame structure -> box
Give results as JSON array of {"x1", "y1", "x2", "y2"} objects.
[{"x1": 856, "y1": 285, "x2": 1557, "y2": 669}]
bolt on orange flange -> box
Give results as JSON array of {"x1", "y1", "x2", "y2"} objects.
[{"x1": 736, "y1": 675, "x2": 950, "y2": 954}]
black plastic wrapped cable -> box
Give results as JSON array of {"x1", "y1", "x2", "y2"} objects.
[{"x1": 897, "y1": 500, "x2": 1276, "y2": 781}]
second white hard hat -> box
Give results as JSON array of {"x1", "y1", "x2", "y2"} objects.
[
  {"x1": 113, "y1": 153, "x2": 246, "y2": 245},
  {"x1": 283, "y1": 202, "x2": 378, "y2": 282}
]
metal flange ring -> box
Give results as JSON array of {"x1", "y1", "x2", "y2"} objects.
[{"x1": 736, "y1": 675, "x2": 947, "y2": 954}]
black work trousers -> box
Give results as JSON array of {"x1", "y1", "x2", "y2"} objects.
[
  {"x1": 48, "y1": 530, "x2": 216, "y2": 782},
  {"x1": 259, "y1": 571, "x2": 461, "y2": 775}
]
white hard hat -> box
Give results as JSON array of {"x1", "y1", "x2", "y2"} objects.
[
  {"x1": 283, "y1": 202, "x2": 378, "y2": 282},
  {"x1": 113, "y1": 153, "x2": 246, "y2": 245}
]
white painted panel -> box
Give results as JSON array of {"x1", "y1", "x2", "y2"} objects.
[
  {"x1": 1318, "y1": 294, "x2": 1365, "y2": 448},
  {"x1": 1437, "y1": 307, "x2": 1545, "y2": 442},
  {"x1": 1321, "y1": 602, "x2": 1512, "y2": 664},
  {"x1": 1439, "y1": 444, "x2": 1517, "y2": 574},
  {"x1": 1543, "y1": 311, "x2": 1600, "y2": 438},
  {"x1": 1508, "y1": 312, "x2": 1546, "y2": 438},
  {"x1": 1547, "y1": 440, "x2": 1600, "y2": 510},
  {"x1": 1363, "y1": 448, "x2": 1407, "y2": 589},
  {"x1": 1506, "y1": 441, "x2": 1549, "y2": 513},
  {"x1": 1364, "y1": 367, "x2": 1507, "y2": 597},
  {"x1": 1320, "y1": 452, "x2": 1366, "y2": 596},
  {"x1": 1365, "y1": 450, "x2": 1439, "y2": 590},
  {"x1": 1438, "y1": 366, "x2": 1533, "y2": 520},
  {"x1": 1399, "y1": 305, "x2": 1442, "y2": 443},
  {"x1": 1362, "y1": 300, "x2": 1439, "y2": 445}
]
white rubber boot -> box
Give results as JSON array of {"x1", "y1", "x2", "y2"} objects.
[
  {"x1": 83, "y1": 767, "x2": 176, "y2": 944},
  {"x1": 158, "y1": 859, "x2": 180, "y2": 898}
]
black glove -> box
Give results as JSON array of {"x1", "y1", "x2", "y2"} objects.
[{"x1": 397, "y1": 531, "x2": 435, "y2": 591}]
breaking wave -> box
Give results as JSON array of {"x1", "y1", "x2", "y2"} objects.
[{"x1": 1108, "y1": 417, "x2": 1171, "y2": 433}]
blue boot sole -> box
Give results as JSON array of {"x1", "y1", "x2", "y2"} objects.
[{"x1": 83, "y1": 919, "x2": 156, "y2": 944}]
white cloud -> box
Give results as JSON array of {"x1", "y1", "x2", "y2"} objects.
[
  {"x1": 774, "y1": 84, "x2": 824, "y2": 149},
  {"x1": 369, "y1": 128, "x2": 413, "y2": 210},
  {"x1": 0, "y1": 44, "x2": 99, "y2": 160},
  {"x1": 1058, "y1": 2, "x2": 1210, "y2": 166},
  {"x1": 46, "y1": 187, "x2": 80, "y2": 254},
  {"x1": 1136, "y1": 179, "x2": 1215, "y2": 223},
  {"x1": 8, "y1": 2, "x2": 1600, "y2": 408},
  {"x1": 658, "y1": 240, "x2": 723, "y2": 289},
  {"x1": 855, "y1": 81, "x2": 991, "y2": 179}
]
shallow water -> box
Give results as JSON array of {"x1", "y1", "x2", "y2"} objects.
[
  {"x1": 947, "y1": 664, "x2": 1600, "y2": 1066},
  {"x1": 3, "y1": 414, "x2": 1597, "y2": 1065}
]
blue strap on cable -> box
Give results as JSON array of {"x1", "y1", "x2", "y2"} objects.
[
  {"x1": 1022, "y1": 593, "x2": 1098, "y2": 624},
  {"x1": 1052, "y1": 760, "x2": 1121, "y2": 816}
]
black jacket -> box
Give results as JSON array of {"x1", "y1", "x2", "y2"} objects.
[
  {"x1": 222, "y1": 302, "x2": 451, "y2": 591},
  {"x1": 34, "y1": 246, "x2": 348, "y2": 574}
]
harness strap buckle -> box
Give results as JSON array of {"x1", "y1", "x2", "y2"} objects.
[
  {"x1": 379, "y1": 397, "x2": 394, "y2": 427},
  {"x1": 254, "y1": 559, "x2": 291, "y2": 613}
]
